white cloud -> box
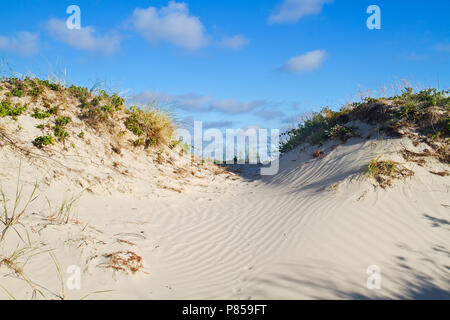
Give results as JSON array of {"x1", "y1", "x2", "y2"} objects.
[
  {"x1": 203, "y1": 120, "x2": 233, "y2": 129},
  {"x1": 130, "y1": 91, "x2": 212, "y2": 111},
  {"x1": 280, "y1": 50, "x2": 327, "y2": 73},
  {"x1": 0, "y1": 32, "x2": 39, "y2": 55},
  {"x1": 131, "y1": 1, "x2": 208, "y2": 50},
  {"x1": 45, "y1": 18, "x2": 120, "y2": 54},
  {"x1": 269, "y1": 0, "x2": 332, "y2": 24},
  {"x1": 254, "y1": 109, "x2": 285, "y2": 120},
  {"x1": 130, "y1": 91, "x2": 268, "y2": 114},
  {"x1": 219, "y1": 35, "x2": 250, "y2": 50},
  {"x1": 210, "y1": 99, "x2": 266, "y2": 114}
]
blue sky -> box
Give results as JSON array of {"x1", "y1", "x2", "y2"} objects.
[{"x1": 0, "y1": 0, "x2": 449, "y2": 131}]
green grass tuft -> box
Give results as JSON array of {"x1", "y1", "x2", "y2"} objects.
[
  {"x1": 124, "y1": 106, "x2": 174, "y2": 149},
  {"x1": 0, "y1": 101, "x2": 27, "y2": 119},
  {"x1": 33, "y1": 136, "x2": 55, "y2": 149},
  {"x1": 31, "y1": 108, "x2": 52, "y2": 119}
]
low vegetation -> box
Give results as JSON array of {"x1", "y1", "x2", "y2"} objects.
[
  {"x1": 0, "y1": 169, "x2": 108, "y2": 299},
  {"x1": 33, "y1": 135, "x2": 55, "y2": 149},
  {"x1": 31, "y1": 108, "x2": 52, "y2": 119},
  {"x1": 325, "y1": 124, "x2": 359, "y2": 142},
  {"x1": 0, "y1": 76, "x2": 176, "y2": 151},
  {"x1": 281, "y1": 106, "x2": 358, "y2": 152},
  {"x1": 281, "y1": 88, "x2": 449, "y2": 162},
  {"x1": 46, "y1": 195, "x2": 80, "y2": 225},
  {"x1": 0, "y1": 100, "x2": 27, "y2": 120},
  {"x1": 124, "y1": 106, "x2": 174, "y2": 149}
]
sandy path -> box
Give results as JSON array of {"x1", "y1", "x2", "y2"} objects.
[
  {"x1": 63, "y1": 136, "x2": 449, "y2": 299},
  {"x1": 1, "y1": 135, "x2": 449, "y2": 300}
]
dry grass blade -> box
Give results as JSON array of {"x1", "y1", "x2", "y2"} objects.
[
  {"x1": 79, "y1": 289, "x2": 116, "y2": 300},
  {"x1": 46, "y1": 191, "x2": 83, "y2": 225},
  {"x1": 49, "y1": 251, "x2": 65, "y2": 300},
  {"x1": 1, "y1": 166, "x2": 39, "y2": 243},
  {"x1": 0, "y1": 245, "x2": 49, "y2": 299}
]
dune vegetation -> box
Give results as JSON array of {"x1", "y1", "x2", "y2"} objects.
[
  {"x1": 281, "y1": 88, "x2": 449, "y2": 161},
  {"x1": 0, "y1": 77, "x2": 176, "y2": 152}
]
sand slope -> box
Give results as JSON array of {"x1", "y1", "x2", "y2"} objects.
[{"x1": 0, "y1": 120, "x2": 449, "y2": 299}]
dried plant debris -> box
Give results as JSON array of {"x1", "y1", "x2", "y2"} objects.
[
  {"x1": 429, "y1": 170, "x2": 449, "y2": 177},
  {"x1": 401, "y1": 146, "x2": 449, "y2": 166},
  {"x1": 368, "y1": 157, "x2": 414, "y2": 189},
  {"x1": 313, "y1": 150, "x2": 325, "y2": 159},
  {"x1": 100, "y1": 251, "x2": 143, "y2": 274}
]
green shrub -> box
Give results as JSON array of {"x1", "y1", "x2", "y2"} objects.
[
  {"x1": 98, "y1": 89, "x2": 110, "y2": 99},
  {"x1": 31, "y1": 108, "x2": 52, "y2": 119},
  {"x1": 132, "y1": 137, "x2": 145, "y2": 147},
  {"x1": 55, "y1": 116, "x2": 72, "y2": 126},
  {"x1": 47, "y1": 106, "x2": 59, "y2": 115},
  {"x1": 111, "y1": 94, "x2": 124, "y2": 109},
  {"x1": 53, "y1": 125, "x2": 69, "y2": 140},
  {"x1": 281, "y1": 87, "x2": 450, "y2": 154},
  {"x1": 11, "y1": 88, "x2": 23, "y2": 97},
  {"x1": 80, "y1": 99, "x2": 90, "y2": 110},
  {"x1": 69, "y1": 85, "x2": 90, "y2": 99},
  {"x1": 0, "y1": 101, "x2": 27, "y2": 119},
  {"x1": 33, "y1": 135, "x2": 55, "y2": 148},
  {"x1": 124, "y1": 112, "x2": 144, "y2": 136},
  {"x1": 393, "y1": 88, "x2": 449, "y2": 117},
  {"x1": 101, "y1": 104, "x2": 113, "y2": 113},
  {"x1": 0, "y1": 100, "x2": 13, "y2": 117},
  {"x1": 52, "y1": 116, "x2": 72, "y2": 141},
  {"x1": 37, "y1": 80, "x2": 61, "y2": 91},
  {"x1": 124, "y1": 106, "x2": 174, "y2": 148},
  {"x1": 325, "y1": 124, "x2": 359, "y2": 142},
  {"x1": 280, "y1": 107, "x2": 349, "y2": 153},
  {"x1": 82, "y1": 104, "x2": 112, "y2": 121},
  {"x1": 6, "y1": 78, "x2": 25, "y2": 98},
  {"x1": 29, "y1": 86, "x2": 44, "y2": 97},
  {"x1": 92, "y1": 97, "x2": 101, "y2": 106}
]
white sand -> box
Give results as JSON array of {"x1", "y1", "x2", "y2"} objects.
[{"x1": 0, "y1": 115, "x2": 449, "y2": 299}]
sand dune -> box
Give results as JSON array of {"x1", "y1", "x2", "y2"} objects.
[
  {"x1": 0, "y1": 80, "x2": 448, "y2": 300},
  {"x1": 1, "y1": 122, "x2": 448, "y2": 299}
]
